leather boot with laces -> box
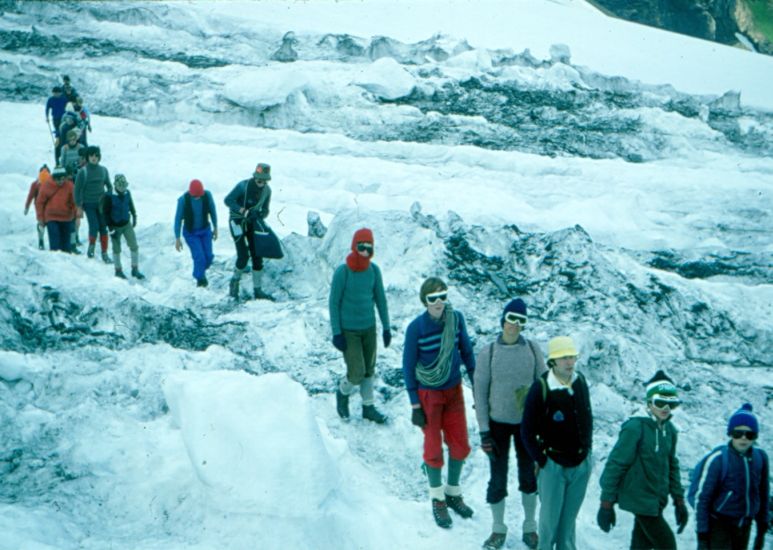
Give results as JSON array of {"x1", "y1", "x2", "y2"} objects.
[
  {"x1": 445, "y1": 494, "x2": 474, "y2": 518},
  {"x1": 362, "y1": 404, "x2": 387, "y2": 424},
  {"x1": 522, "y1": 532, "x2": 538, "y2": 549},
  {"x1": 432, "y1": 499, "x2": 452, "y2": 528},
  {"x1": 131, "y1": 267, "x2": 145, "y2": 280},
  {"x1": 253, "y1": 288, "x2": 274, "y2": 301},
  {"x1": 87, "y1": 243, "x2": 95, "y2": 258},
  {"x1": 115, "y1": 268, "x2": 127, "y2": 280},
  {"x1": 482, "y1": 532, "x2": 507, "y2": 550}
]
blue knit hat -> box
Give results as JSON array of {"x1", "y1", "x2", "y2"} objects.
[
  {"x1": 727, "y1": 403, "x2": 759, "y2": 435},
  {"x1": 501, "y1": 298, "x2": 527, "y2": 327}
]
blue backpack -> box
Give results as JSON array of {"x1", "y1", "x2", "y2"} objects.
[{"x1": 687, "y1": 444, "x2": 765, "y2": 509}]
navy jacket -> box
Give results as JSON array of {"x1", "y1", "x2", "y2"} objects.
[
  {"x1": 695, "y1": 443, "x2": 769, "y2": 533},
  {"x1": 402, "y1": 309, "x2": 475, "y2": 405}
]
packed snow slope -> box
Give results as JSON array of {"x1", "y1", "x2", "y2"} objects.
[{"x1": 0, "y1": 1, "x2": 771, "y2": 549}]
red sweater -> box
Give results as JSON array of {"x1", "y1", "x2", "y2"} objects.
[{"x1": 36, "y1": 178, "x2": 77, "y2": 223}]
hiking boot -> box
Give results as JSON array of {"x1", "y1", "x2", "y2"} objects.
[
  {"x1": 87, "y1": 243, "x2": 95, "y2": 258},
  {"x1": 70, "y1": 245, "x2": 82, "y2": 255},
  {"x1": 229, "y1": 278, "x2": 240, "y2": 299},
  {"x1": 131, "y1": 267, "x2": 145, "y2": 280},
  {"x1": 362, "y1": 404, "x2": 387, "y2": 424},
  {"x1": 445, "y1": 494, "x2": 473, "y2": 518},
  {"x1": 196, "y1": 277, "x2": 208, "y2": 288},
  {"x1": 253, "y1": 288, "x2": 274, "y2": 301},
  {"x1": 482, "y1": 532, "x2": 507, "y2": 550},
  {"x1": 335, "y1": 389, "x2": 349, "y2": 419},
  {"x1": 38, "y1": 240, "x2": 45, "y2": 250},
  {"x1": 432, "y1": 499, "x2": 452, "y2": 529},
  {"x1": 101, "y1": 252, "x2": 112, "y2": 264},
  {"x1": 522, "y1": 532, "x2": 538, "y2": 549},
  {"x1": 115, "y1": 268, "x2": 127, "y2": 280}
]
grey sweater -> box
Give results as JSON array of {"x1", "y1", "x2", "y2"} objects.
[
  {"x1": 75, "y1": 164, "x2": 111, "y2": 206},
  {"x1": 473, "y1": 335, "x2": 547, "y2": 432}
]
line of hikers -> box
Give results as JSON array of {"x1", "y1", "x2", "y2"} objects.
[
  {"x1": 327, "y1": 237, "x2": 769, "y2": 550},
  {"x1": 26, "y1": 152, "x2": 283, "y2": 297},
  {"x1": 45, "y1": 75, "x2": 92, "y2": 168}
]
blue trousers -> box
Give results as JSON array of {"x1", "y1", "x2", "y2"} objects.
[
  {"x1": 83, "y1": 202, "x2": 107, "y2": 239},
  {"x1": 47, "y1": 220, "x2": 73, "y2": 252},
  {"x1": 183, "y1": 226, "x2": 213, "y2": 281}
]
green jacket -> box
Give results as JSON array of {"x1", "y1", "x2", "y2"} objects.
[
  {"x1": 600, "y1": 415, "x2": 684, "y2": 516},
  {"x1": 328, "y1": 263, "x2": 389, "y2": 335}
]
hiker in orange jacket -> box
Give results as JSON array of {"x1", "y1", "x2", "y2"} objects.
[
  {"x1": 35, "y1": 166, "x2": 77, "y2": 252},
  {"x1": 24, "y1": 165, "x2": 51, "y2": 250}
]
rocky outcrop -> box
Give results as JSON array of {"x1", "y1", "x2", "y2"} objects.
[{"x1": 589, "y1": 0, "x2": 772, "y2": 55}]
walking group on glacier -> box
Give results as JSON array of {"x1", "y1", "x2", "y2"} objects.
[
  {"x1": 329, "y1": 236, "x2": 769, "y2": 550},
  {"x1": 25, "y1": 76, "x2": 770, "y2": 550}
]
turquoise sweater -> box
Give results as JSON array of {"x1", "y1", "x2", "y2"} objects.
[{"x1": 329, "y1": 263, "x2": 389, "y2": 335}]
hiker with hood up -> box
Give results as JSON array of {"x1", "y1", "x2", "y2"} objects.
[
  {"x1": 74, "y1": 145, "x2": 112, "y2": 262},
  {"x1": 174, "y1": 179, "x2": 218, "y2": 287},
  {"x1": 403, "y1": 277, "x2": 476, "y2": 529},
  {"x1": 694, "y1": 403, "x2": 769, "y2": 550},
  {"x1": 24, "y1": 164, "x2": 51, "y2": 250},
  {"x1": 102, "y1": 174, "x2": 144, "y2": 280},
  {"x1": 597, "y1": 369, "x2": 688, "y2": 550},
  {"x1": 224, "y1": 162, "x2": 274, "y2": 300},
  {"x1": 35, "y1": 166, "x2": 76, "y2": 253},
  {"x1": 521, "y1": 336, "x2": 593, "y2": 550},
  {"x1": 473, "y1": 298, "x2": 547, "y2": 550},
  {"x1": 329, "y1": 228, "x2": 390, "y2": 424}
]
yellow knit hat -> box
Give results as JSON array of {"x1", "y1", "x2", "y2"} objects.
[{"x1": 547, "y1": 336, "x2": 578, "y2": 360}]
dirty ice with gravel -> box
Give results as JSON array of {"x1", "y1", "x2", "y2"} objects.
[{"x1": 0, "y1": 1, "x2": 772, "y2": 549}]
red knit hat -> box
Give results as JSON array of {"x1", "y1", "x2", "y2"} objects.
[{"x1": 189, "y1": 179, "x2": 204, "y2": 197}]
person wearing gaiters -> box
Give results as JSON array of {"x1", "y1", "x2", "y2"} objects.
[{"x1": 402, "y1": 277, "x2": 476, "y2": 529}]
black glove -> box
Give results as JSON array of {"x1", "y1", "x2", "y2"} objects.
[
  {"x1": 411, "y1": 407, "x2": 426, "y2": 429},
  {"x1": 597, "y1": 502, "x2": 616, "y2": 533},
  {"x1": 131, "y1": 214, "x2": 137, "y2": 228},
  {"x1": 332, "y1": 334, "x2": 347, "y2": 352},
  {"x1": 382, "y1": 329, "x2": 391, "y2": 348},
  {"x1": 480, "y1": 431, "x2": 498, "y2": 459},
  {"x1": 697, "y1": 531, "x2": 710, "y2": 550},
  {"x1": 753, "y1": 520, "x2": 766, "y2": 550},
  {"x1": 674, "y1": 498, "x2": 689, "y2": 534}
]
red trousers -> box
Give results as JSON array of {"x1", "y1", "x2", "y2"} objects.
[{"x1": 419, "y1": 384, "x2": 471, "y2": 468}]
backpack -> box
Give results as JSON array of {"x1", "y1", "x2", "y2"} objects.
[{"x1": 687, "y1": 444, "x2": 765, "y2": 509}]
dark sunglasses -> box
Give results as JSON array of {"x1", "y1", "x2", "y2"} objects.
[
  {"x1": 504, "y1": 312, "x2": 527, "y2": 326},
  {"x1": 425, "y1": 291, "x2": 448, "y2": 304},
  {"x1": 731, "y1": 429, "x2": 758, "y2": 441},
  {"x1": 356, "y1": 242, "x2": 373, "y2": 253},
  {"x1": 652, "y1": 398, "x2": 681, "y2": 410}
]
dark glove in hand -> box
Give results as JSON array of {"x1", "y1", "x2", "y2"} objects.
[
  {"x1": 382, "y1": 329, "x2": 391, "y2": 348},
  {"x1": 697, "y1": 531, "x2": 710, "y2": 550},
  {"x1": 332, "y1": 334, "x2": 347, "y2": 352},
  {"x1": 480, "y1": 431, "x2": 498, "y2": 458},
  {"x1": 597, "y1": 502, "x2": 616, "y2": 533},
  {"x1": 132, "y1": 215, "x2": 137, "y2": 228},
  {"x1": 411, "y1": 408, "x2": 426, "y2": 429},
  {"x1": 674, "y1": 499, "x2": 689, "y2": 534},
  {"x1": 753, "y1": 522, "x2": 765, "y2": 550}
]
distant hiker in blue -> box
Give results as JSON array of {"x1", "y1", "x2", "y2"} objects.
[
  {"x1": 224, "y1": 162, "x2": 273, "y2": 300},
  {"x1": 403, "y1": 277, "x2": 476, "y2": 529},
  {"x1": 693, "y1": 403, "x2": 769, "y2": 550},
  {"x1": 102, "y1": 174, "x2": 144, "y2": 280},
  {"x1": 329, "y1": 227, "x2": 390, "y2": 424},
  {"x1": 598, "y1": 369, "x2": 688, "y2": 550},
  {"x1": 45, "y1": 86, "x2": 67, "y2": 139},
  {"x1": 174, "y1": 179, "x2": 218, "y2": 288}
]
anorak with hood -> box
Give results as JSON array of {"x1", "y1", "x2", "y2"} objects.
[{"x1": 600, "y1": 411, "x2": 684, "y2": 516}]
